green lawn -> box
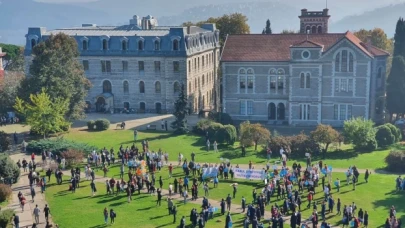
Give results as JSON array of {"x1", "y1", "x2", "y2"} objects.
[{"x1": 65, "y1": 129, "x2": 396, "y2": 170}]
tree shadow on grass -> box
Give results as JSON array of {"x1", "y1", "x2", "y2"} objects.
[
  {"x1": 88, "y1": 225, "x2": 108, "y2": 228},
  {"x1": 372, "y1": 192, "x2": 405, "y2": 228},
  {"x1": 97, "y1": 195, "x2": 122, "y2": 204}
]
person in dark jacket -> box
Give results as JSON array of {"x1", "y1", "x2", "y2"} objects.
[
  {"x1": 220, "y1": 199, "x2": 226, "y2": 215},
  {"x1": 198, "y1": 215, "x2": 205, "y2": 228},
  {"x1": 278, "y1": 214, "x2": 284, "y2": 228},
  {"x1": 241, "y1": 196, "x2": 246, "y2": 212},
  {"x1": 290, "y1": 212, "x2": 297, "y2": 228},
  {"x1": 180, "y1": 216, "x2": 186, "y2": 228},
  {"x1": 225, "y1": 212, "x2": 232, "y2": 228},
  {"x1": 252, "y1": 216, "x2": 258, "y2": 228}
]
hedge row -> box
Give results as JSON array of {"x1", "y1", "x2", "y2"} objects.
[
  {"x1": 26, "y1": 138, "x2": 96, "y2": 156},
  {"x1": 193, "y1": 119, "x2": 237, "y2": 145},
  {"x1": 376, "y1": 123, "x2": 402, "y2": 147}
]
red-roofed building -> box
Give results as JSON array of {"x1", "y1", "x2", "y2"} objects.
[
  {"x1": 220, "y1": 9, "x2": 389, "y2": 127},
  {"x1": 0, "y1": 47, "x2": 5, "y2": 80}
]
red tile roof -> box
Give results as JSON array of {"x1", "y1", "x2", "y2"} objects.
[
  {"x1": 291, "y1": 40, "x2": 323, "y2": 48},
  {"x1": 221, "y1": 31, "x2": 389, "y2": 62}
]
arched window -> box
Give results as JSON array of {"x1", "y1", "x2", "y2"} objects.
[
  {"x1": 335, "y1": 50, "x2": 354, "y2": 72},
  {"x1": 102, "y1": 80, "x2": 112, "y2": 93},
  {"x1": 140, "y1": 102, "x2": 146, "y2": 111},
  {"x1": 123, "y1": 81, "x2": 129, "y2": 94},
  {"x1": 312, "y1": 26, "x2": 317, "y2": 34},
  {"x1": 305, "y1": 26, "x2": 311, "y2": 34},
  {"x1": 82, "y1": 40, "x2": 88, "y2": 50},
  {"x1": 138, "y1": 40, "x2": 144, "y2": 50},
  {"x1": 31, "y1": 39, "x2": 36, "y2": 49},
  {"x1": 300, "y1": 72, "x2": 311, "y2": 88},
  {"x1": 102, "y1": 39, "x2": 108, "y2": 50},
  {"x1": 154, "y1": 40, "x2": 160, "y2": 50},
  {"x1": 139, "y1": 81, "x2": 145, "y2": 93},
  {"x1": 173, "y1": 82, "x2": 180, "y2": 94},
  {"x1": 155, "y1": 81, "x2": 161, "y2": 93},
  {"x1": 317, "y1": 26, "x2": 322, "y2": 34},
  {"x1": 268, "y1": 103, "x2": 276, "y2": 120},
  {"x1": 277, "y1": 103, "x2": 285, "y2": 120},
  {"x1": 122, "y1": 40, "x2": 128, "y2": 51},
  {"x1": 173, "y1": 39, "x2": 179, "y2": 51}
]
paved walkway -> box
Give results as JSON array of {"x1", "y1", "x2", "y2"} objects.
[{"x1": 7, "y1": 153, "x2": 52, "y2": 228}]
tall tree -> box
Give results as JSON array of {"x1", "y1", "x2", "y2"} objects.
[
  {"x1": 310, "y1": 124, "x2": 339, "y2": 156},
  {"x1": 18, "y1": 33, "x2": 91, "y2": 120},
  {"x1": 0, "y1": 71, "x2": 24, "y2": 113},
  {"x1": 353, "y1": 28, "x2": 393, "y2": 52},
  {"x1": 182, "y1": 13, "x2": 250, "y2": 45},
  {"x1": 171, "y1": 84, "x2": 189, "y2": 134},
  {"x1": 14, "y1": 88, "x2": 69, "y2": 138},
  {"x1": 239, "y1": 121, "x2": 271, "y2": 151},
  {"x1": 0, "y1": 43, "x2": 24, "y2": 72},
  {"x1": 393, "y1": 18, "x2": 405, "y2": 57},
  {"x1": 265, "y1": 19, "x2": 272, "y2": 34},
  {"x1": 386, "y1": 56, "x2": 405, "y2": 117}
]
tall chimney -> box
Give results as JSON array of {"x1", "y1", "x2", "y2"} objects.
[{"x1": 366, "y1": 35, "x2": 372, "y2": 51}]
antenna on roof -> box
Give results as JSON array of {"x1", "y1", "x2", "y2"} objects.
[{"x1": 326, "y1": 0, "x2": 328, "y2": 9}]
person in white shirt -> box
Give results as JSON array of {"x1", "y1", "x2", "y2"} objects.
[
  {"x1": 279, "y1": 148, "x2": 284, "y2": 159},
  {"x1": 161, "y1": 120, "x2": 165, "y2": 130},
  {"x1": 213, "y1": 141, "x2": 218, "y2": 153}
]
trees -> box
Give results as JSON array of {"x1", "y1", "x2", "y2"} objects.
[
  {"x1": 353, "y1": 28, "x2": 393, "y2": 52},
  {"x1": 239, "y1": 121, "x2": 271, "y2": 151},
  {"x1": 386, "y1": 56, "x2": 405, "y2": 117},
  {"x1": 393, "y1": 18, "x2": 405, "y2": 57},
  {"x1": 262, "y1": 19, "x2": 272, "y2": 34},
  {"x1": 18, "y1": 33, "x2": 91, "y2": 121},
  {"x1": 0, "y1": 155, "x2": 20, "y2": 183},
  {"x1": 182, "y1": 13, "x2": 250, "y2": 45},
  {"x1": 0, "y1": 71, "x2": 24, "y2": 114},
  {"x1": 310, "y1": 124, "x2": 339, "y2": 154},
  {"x1": 171, "y1": 83, "x2": 189, "y2": 134},
  {"x1": 0, "y1": 131, "x2": 11, "y2": 152},
  {"x1": 0, "y1": 43, "x2": 24, "y2": 72},
  {"x1": 343, "y1": 117, "x2": 377, "y2": 151},
  {"x1": 14, "y1": 88, "x2": 69, "y2": 138}
]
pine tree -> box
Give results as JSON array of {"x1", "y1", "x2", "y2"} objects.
[
  {"x1": 393, "y1": 18, "x2": 405, "y2": 57},
  {"x1": 171, "y1": 84, "x2": 189, "y2": 134},
  {"x1": 386, "y1": 56, "x2": 405, "y2": 117},
  {"x1": 262, "y1": 29, "x2": 266, "y2": 34},
  {"x1": 265, "y1": 19, "x2": 272, "y2": 34}
]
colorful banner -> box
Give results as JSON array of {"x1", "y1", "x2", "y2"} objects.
[
  {"x1": 233, "y1": 168, "x2": 266, "y2": 180},
  {"x1": 202, "y1": 167, "x2": 218, "y2": 179}
]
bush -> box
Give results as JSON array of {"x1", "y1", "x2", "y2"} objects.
[
  {"x1": 61, "y1": 149, "x2": 85, "y2": 168},
  {"x1": 375, "y1": 125, "x2": 396, "y2": 147},
  {"x1": 0, "y1": 184, "x2": 12, "y2": 202},
  {"x1": 193, "y1": 119, "x2": 214, "y2": 135},
  {"x1": 0, "y1": 131, "x2": 11, "y2": 152},
  {"x1": 87, "y1": 120, "x2": 95, "y2": 130},
  {"x1": 26, "y1": 138, "x2": 96, "y2": 156},
  {"x1": 343, "y1": 117, "x2": 377, "y2": 151},
  {"x1": 385, "y1": 150, "x2": 405, "y2": 172},
  {"x1": 216, "y1": 125, "x2": 237, "y2": 145},
  {"x1": 0, "y1": 156, "x2": 20, "y2": 183},
  {"x1": 289, "y1": 133, "x2": 320, "y2": 157},
  {"x1": 208, "y1": 112, "x2": 234, "y2": 125},
  {"x1": 95, "y1": 118, "x2": 110, "y2": 131},
  {"x1": 268, "y1": 136, "x2": 291, "y2": 153},
  {"x1": 385, "y1": 123, "x2": 402, "y2": 142},
  {"x1": 0, "y1": 209, "x2": 14, "y2": 228}
]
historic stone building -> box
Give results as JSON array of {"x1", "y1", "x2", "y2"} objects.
[
  {"x1": 24, "y1": 15, "x2": 220, "y2": 113},
  {"x1": 221, "y1": 9, "x2": 389, "y2": 126}
]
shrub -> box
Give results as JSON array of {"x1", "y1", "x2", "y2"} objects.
[
  {"x1": 0, "y1": 209, "x2": 14, "y2": 228},
  {"x1": 61, "y1": 149, "x2": 85, "y2": 168},
  {"x1": 385, "y1": 123, "x2": 402, "y2": 142},
  {"x1": 0, "y1": 131, "x2": 11, "y2": 152},
  {"x1": 385, "y1": 150, "x2": 405, "y2": 172},
  {"x1": 207, "y1": 122, "x2": 224, "y2": 141},
  {"x1": 193, "y1": 119, "x2": 214, "y2": 135},
  {"x1": 95, "y1": 119, "x2": 110, "y2": 131},
  {"x1": 87, "y1": 120, "x2": 95, "y2": 130},
  {"x1": 375, "y1": 125, "x2": 396, "y2": 147},
  {"x1": 343, "y1": 117, "x2": 377, "y2": 151},
  {"x1": 0, "y1": 156, "x2": 20, "y2": 183},
  {"x1": 26, "y1": 138, "x2": 96, "y2": 156},
  {"x1": 289, "y1": 133, "x2": 320, "y2": 157},
  {"x1": 216, "y1": 125, "x2": 237, "y2": 145},
  {"x1": 208, "y1": 112, "x2": 234, "y2": 125},
  {"x1": 0, "y1": 184, "x2": 12, "y2": 202},
  {"x1": 268, "y1": 136, "x2": 291, "y2": 153}
]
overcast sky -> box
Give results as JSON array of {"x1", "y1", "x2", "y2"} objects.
[{"x1": 35, "y1": 0, "x2": 97, "y2": 3}]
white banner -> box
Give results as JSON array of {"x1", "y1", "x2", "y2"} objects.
[
  {"x1": 202, "y1": 167, "x2": 218, "y2": 179},
  {"x1": 234, "y1": 168, "x2": 266, "y2": 180}
]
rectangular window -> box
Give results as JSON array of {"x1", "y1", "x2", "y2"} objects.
[
  {"x1": 300, "y1": 104, "x2": 310, "y2": 120},
  {"x1": 270, "y1": 76, "x2": 276, "y2": 89},
  {"x1": 334, "y1": 79, "x2": 340, "y2": 92},
  {"x1": 348, "y1": 79, "x2": 353, "y2": 92},
  {"x1": 247, "y1": 76, "x2": 254, "y2": 89},
  {"x1": 340, "y1": 79, "x2": 347, "y2": 92},
  {"x1": 247, "y1": 101, "x2": 253, "y2": 115},
  {"x1": 202, "y1": 56, "x2": 205, "y2": 67},
  {"x1": 101, "y1": 60, "x2": 111, "y2": 73},
  {"x1": 106, "y1": 61, "x2": 111, "y2": 73},
  {"x1": 154, "y1": 61, "x2": 161, "y2": 72},
  {"x1": 83, "y1": 60, "x2": 89, "y2": 71},
  {"x1": 278, "y1": 76, "x2": 284, "y2": 89},
  {"x1": 138, "y1": 61, "x2": 144, "y2": 72},
  {"x1": 341, "y1": 50, "x2": 348, "y2": 72},
  {"x1": 334, "y1": 104, "x2": 353, "y2": 120},
  {"x1": 240, "y1": 77, "x2": 246, "y2": 90},
  {"x1": 339, "y1": 105, "x2": 346, "y2": 120},
  {"x1": 188, "y1": 61, "x2": 191, "y2": 73},
  {"x1": 173, "y1": 61, "x2": 180, "y2": 72},
  {"x1": 122, "y1": 61, "x2": 128, "y2": 72},
  {"x1": 347, "y1": 105, "x2": 352, "y2": 119},
  {"x1": 240, "y1": 101, "x2": 246, "y2": 115},
  {"x1": 334, "y1": 104, "x2": 338, "y2": 120}
]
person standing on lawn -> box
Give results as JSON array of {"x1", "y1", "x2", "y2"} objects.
[
  {"x1": 44, "y1": 204, "x2": 50, "y2": 223},
  {"x1": 226, "y1": 194, "x2": 232, "y2": 211},
  {"x1": 33, "y1": 205, "x2": 40, "y2": 224},
  {"x1": 220, "y1": 199, "x2": 226, "y2": 215},
  {"x1": 241, "y1": 196, "x2": 246, "y2": 212},
  {"x1": 103, "y1": 207, "x2": 108, "y2": 224},
  {"x1": 365, "y1": 169, "x2": 370, "y2": 183},
  {"x1": 133, "y1": 129, "x2": 138, "y2": 141},
  {"x1": 225, "y1": 212, "x2": 232, "y2": 228},
  {"x1": 90, "y1": 180, "x2": 97, "y2": 196},
  {"x1": 167, "y1": 198, "x2": 173, "y2": 215},
  {"x1": 110, "y1": 209, "x2": 116, "y2": 224},
  {"x1": 172, "y1": 205, "x2": 177, "y2": 224},
  {"x1": 180, "y1": 216, "x2": 186, "y2": 228}
]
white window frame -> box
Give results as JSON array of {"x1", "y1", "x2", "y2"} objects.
[
  {"x1": 269, "y1": 68, "x2": 285, "y2": 94},
  {"x1": 334, "y1": 78, "x2": 353, "y2": 92},
  {"x1": 247, "y1": 100, "x2": 254, "y2": 115},
  {"x1": 238, "y1": 68, "x2": 255, "y2": 94},
  {"x1": 334, "y1": 104, "x2": 352, "y2": 120},
  {"x1": 299, "y1": 104, "x2": 311, "y2": 120},
  {"x1": 240, "y1": 100, "x2": 247, "y2": 115},
  {"x1": 334, "y1": 49, "x2": 355, "y2": 73}
]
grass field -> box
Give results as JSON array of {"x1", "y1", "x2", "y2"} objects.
[{"x1": 65, "y1": 129, "x2": 395, "y2": 170}]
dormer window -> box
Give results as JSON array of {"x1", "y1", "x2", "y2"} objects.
[
  {"x1": 138, "y1": 40, "x2": 144, "y2": 50},
  {"x1": 154, "y1": 40, "x2": 160, "y2": 50},
  {"x1": 122, "y1": 40, "x2": 128, "y2": 51},
  {"x1": 173, "y1": 39, "x2": 179, "y2": 51},
  {"x1": 82, "y1": 40, "x2": 88, "y2": 51},
  {"x1": 102, "y1": 39, "x2": 108, "y2": 50}
]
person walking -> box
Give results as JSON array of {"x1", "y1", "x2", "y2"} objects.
[
  {"x1": 206, "y1": 140, "x2": 210, "y2": 152},
  {"x1": 226, "y1": 194, "x2": 232, "y2": 211},
  {"x1": 365, "y1": 169, "x2": 370, "y2": 183},
  {"x1": 110, "y1": 209, "x2": 116, "y2": 224},
  {"x1": 90, "y1": 180, "x2": 97, "y2": 196},
  {"x1": 213, "y1": 141, "x2": 218, "y2": 153},
  {"x1": 31, "y1": 185, "x2": 36, "y2": 202},
  {"x1": 33, "y1": 205, "x2": 40, "y2": 224},
  {"x1": 103, "y1": 207, "x2": 109, "y2": 224},
  {"x1": 13, "y1": 214, "x2": 19, "y2": 228},
  {"x1": 44, "y1": 204, "x2": 50, "y2": 223},
  {"x1": 363, "y1": 211, "x2": 369, "y2": 228},
  {"x1": 172, "y1": 205, "x2": 177, "y2": 224}
]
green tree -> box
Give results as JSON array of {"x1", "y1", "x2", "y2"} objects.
[
  {"x1": 171, "y1": 84, "x2": 189, "y2": 134},
  {"x1": 0, "y1": 43, "x2": 24, "y2": 72},
  {"x1": 182, "y1": 13, "x2": 250, "y2": 45},
  {"x1": 0, "y1": 72, "x2": 24, "y2": 113},
  {"x1": 239, "y1": 121, "x2": 271, "y2": 151},
  {"x1": 14, "y1": 88, "x2": 69, "y2": 138},
  {"x1": 353, "y1": 28, "x2": 393, "y2": 52},
  {"x1": 343, "y1": 117, "x2": 377, "y2": 151},
  {"x1": 0, "y1": 131, "x2": 11, "y2": 152},
  {"x1": 18, "y1": 33, "x2": 91, "y2": 121},
  {"x1": 386, "y1": 56, "x2": 405, "y2": 117},
  {"x1": 264, "y1": 19, "x2": 272, "y2": 34},
  {"x1": 393, "y1": 18, "x2": 405, "y2": 57},
  {"x1": 310, "y1": 124, "x2": 339, "y2": 155}
]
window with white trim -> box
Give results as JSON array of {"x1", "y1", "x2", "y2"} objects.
[
  {"x1": 300, "y1": 72, "x2": 311, "y2": 88},
  {"x1": 240, "y1": 101, "x2": 246, "y2": 115},
  {"x1": 299, "y1": 104, "x2": 310, "y2": 120},
  {"x1": 334, "y1": 104, "x2": 352, "y2": 120},
  {"x1": 101, "y1": 60, "x2": 111, "y2": 73},
  {"x1": 247, "y1": 101, "x2": 253, "y2": 115},
  {"x1": 334, "y1": 78, "x2": 353, "y2": 92},
  {"x1": 335, "y1": 50, "x2": 354, "y2": 72},
  {"x1": 269, "y1": 68, "x2": 284, "y2": 94},
  {"x1": 239, "y1": 68, "x2": 254, "y2": 93}
]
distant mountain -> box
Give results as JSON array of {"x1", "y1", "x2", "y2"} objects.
[
  {"x1": 0, "y1": 0, "x2": 110, "y2": 44},
  {"x1": 331, "y1": 3, "x2": 405, "y2": 37}
]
